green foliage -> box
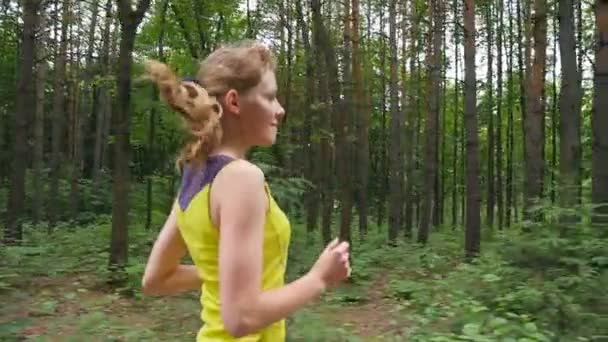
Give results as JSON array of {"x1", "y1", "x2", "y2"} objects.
[{"x1": 2, "y1": 161, "x2": 607, "y2": 342}]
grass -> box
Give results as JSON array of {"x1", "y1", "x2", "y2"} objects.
[{"x1": 1, "y1": 212, "x2": 606, "y2": 341}]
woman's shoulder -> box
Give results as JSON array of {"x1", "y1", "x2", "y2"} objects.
[{"x1": 215, "y1": 159, "x2": 265, "y2": 184}]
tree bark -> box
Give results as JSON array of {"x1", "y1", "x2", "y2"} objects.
[
  {"x1": 353, "y1": 0, "x2": 368, "y2": 238},
  {"x1": 33, "y1": 11, "x2": 48, "y2": 224},
  {"x1": 496, "y1": 0, "x2": 504, "y2": 230},
  {"x1": 73, "y1": 0, "x2": 99, "y2": 213},
  {"x1": 109, "y1": 0, "x2": 152, "y2": 273},
  {"x1": 339, "y1": 0, "x2": 354, "y2": 245},
  {"x1": 551, "y1": 8, "x2": 558, "y2": 205},
  {"x1": 592, "y1": 0, "x2": 608, "y2": 229},
  {"x1": 296, "y1": 0, "x2": 319, "y2": 234},
  {"x1": 388, "y1": 0, "x2": 403, "y2": 244},
  {"x1": 4, "y1": 0, "x2": 41, "y2": 244},
  {"x1": 464, "y1": 0, "x2": 481, "y2": 259},
  {"x1": 146, "y1": 0, "x2": 168, "y2": 231},
  {"x1": 507, "y1": 0, "x2": 515, "y2": 227},
  {"x1": 48, "y1": 0, "x2": 71, "y2": 229},
  {"x1": 93, "y1": 0, "x2": 113, "y2": 185},
  {"x1": 377, "y1": 1, "x2": 387, "y2": 228},
  {"x1": 486, "y1": 2, "x2": 495, "y2": 229},
  {"x1": 452, "y1": 0, "x2": 460, "y2": 228},
  {"x1": 404, "y1": 0, "x2": 417, "y2": 237},
  {"x1": 418, "y1": 0, "x2": 441, "y2": 244},
  {"x1": 558, "y1": 0, "x2": 582, "y2": 223},
  {"x1": 310, "y1": 0, "x2": 335, "y2": 245},
  {"x1": 523, "y1": 0, "x2": 547, "y2": 221}
]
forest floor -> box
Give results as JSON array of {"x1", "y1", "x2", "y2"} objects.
[
  {"x1": 0, "y1": 269, "x2": 415, "y2": 341},
  {"x1": 0, "y1": 220, "x2": 442, "y2": 341},
  {"x1": 1, "y1": 218, "x2": 605, "y2": 341}
]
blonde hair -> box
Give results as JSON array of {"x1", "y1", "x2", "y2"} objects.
[{"x1": 144, "y1": 40, "x2": 276, "y2": 170}]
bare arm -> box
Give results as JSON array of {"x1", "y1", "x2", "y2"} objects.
[
  {"x1": 141, "y1": 202, "x2": 201, "y2": 296},
  {"x1": 213, "y1": 161, "x2": 349, "y2": 337}
]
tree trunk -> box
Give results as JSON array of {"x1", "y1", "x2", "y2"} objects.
[
  {"x1": 93, "y1": 0, "x2": 113, "y2": 185},
  {"x1": 110, "y1": 0, "x2": 152, "y2": 274},
  {"x1": 507, "y1": 0, "x2": 515, "y2": 227},
  {"x1": 404, "y1": 0, "x2": 417, "y2": 237},
  {"x1": 311, "y1": 0, "x2": 335, "y2": 245},
  {"x1": 496, "y1": 0, "x2": 504, "y2": 230},
  {"x1": 388, "y1": 0, "x2": 403, "y2": 244},
  {"x1": 68, "y1": 3, "x2": 85, "y2": 219},
  {"x1": 592, "y1": 0, "x2": 608, "y2": 229},
  {"x1": 4, "y1": 0, "x2": 41, "y2": 244},
  {"x1": 353, "y1": 0, "x2": 368, "y2": 238},
  {"x1": 433, "y1": 0, "x2": 444, "y2": 229},
  {"x1": 48, "y1": 0, "x2": 71, "y2": 229},
  {"x1": 486, "y1": 2, "x2": 495, "y2": 229},
  {"x1": 339, "y1": 0, "x2": 354, "y2": 244},
  {"x1": 523, "y1": 0, "x2": 547, "y2": 221},
  {"x1": 452, "y1": 0, "x2": 460, "y2": 228},
  {"x1": 296, "y1": 0, "x2": 319, "y2": 234},
  {"x1": 418, "y1": 0, "x2": 441, "y2": 244},
  {"x1": 68, "y1": 60, "x2": 82, "y2": 219},
  {"x1": 558, "y1": 0, "x2": 582, "y2": 223},
  {"x1": 33, "y1": 12, "x2": 48, "y2": 224},
  {"x1": 551, "y1": 8, "x2": 558, "y2": 205},
  {"x1": 146, "y1": 0, "x2": 168, "y2": 230},
  {"x1": 377, "y1": 1, "x2": 387, "y2": 228},
  {"x1": 92, "y1": 0, "x2": 114, "y2": 187},
  {"x1": 464, "y1": 0, "x2": 481, "y2": 259},
  {"x1": 516, "y1": 0, "x2": 527, "y2": 221},
  {"x1": 416, "y1": 56, "x2": 425, "y2": 229},
  {"x1": 70, "y1": 0, "x2": 99, "y2": 216},
  {"x1": 400, "y1": 0, "x2": 409, "y2": 231},
  {"x1": 439, "y1": 24, "x2": 447, "y2": 227}
]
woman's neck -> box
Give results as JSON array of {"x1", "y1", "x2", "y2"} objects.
[{"x1": 210, "y1": 140, "x2": 250, "y2": 160}]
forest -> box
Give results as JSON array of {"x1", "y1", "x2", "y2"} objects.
[{"x1": 1, "y1": 0, "x2": 607, "y2": 340}]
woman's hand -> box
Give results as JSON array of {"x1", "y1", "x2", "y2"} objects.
[
  {"x1": 141, "y1": 202, "x2": 201, "y2": 296},
  {"x1": 308, "y1": 238, "x2": 351, "y2": 291}
]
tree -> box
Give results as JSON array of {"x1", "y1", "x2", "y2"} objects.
[
  {"x1": 48, "y1": 0, "x2": 71, "y2": 229},
  {"x1": 4, "y1": 0, "x2": 42, "y2": 244},
  {"x1": 592, "y1": 0, "x2": 608, "y2": 229},
  {"x1": 339, "y1": 0, "x2": 354, "y2": 245},
  {"x1": 558, "y1": 0, "x2": 582, "y2": 222},
  {"x1": 109, "y1": 0, "x2": 152, "y2": 274},
  {"x1": 486, "y1": 1, "x2": 495, "y2": 229},
  {"x1": 353, "y1": 0, "x2": 369, "y2": 238},
  {"x1": 464, "y1": 0, "x2": 481, "y2": 258},
  {"x1": 33, "y1": 11, "x2": 48, "y2": 224},
  {"x1": 418, "y1": 0, "x2": 442, "y2": 244},
  {"x1": 496, "y1": 0, "x2": 505, "y2": 230},
  {"x1": 388, "y1": 0, "x2": 402, "y2": 244},
  {"x1": 523, "y1": 0, "x2": 547, "y2": 221}
]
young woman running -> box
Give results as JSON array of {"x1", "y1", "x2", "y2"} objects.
[{"x1": 141, "y1": 41, "x2": 351, "y2": 341}]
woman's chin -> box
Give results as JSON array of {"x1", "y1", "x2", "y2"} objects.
[{"x1": 255, "y1": 136, "x2": 276, "y2": 147}]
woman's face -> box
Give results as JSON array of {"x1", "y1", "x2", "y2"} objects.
[{"x1": 226, "y1": 70, "x2": 285, "y2": 147}]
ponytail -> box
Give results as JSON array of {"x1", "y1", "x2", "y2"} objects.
[{"x1": 144, "y1": 60, "x2": 223, "y2": 171}]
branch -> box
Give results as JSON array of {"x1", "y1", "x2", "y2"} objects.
[
  {"x1": 134, "y1": 0, "x2": 150, "y2": 20},
  {"x1": 170, "y1": 1, "x2": 198, "y2": 59}
]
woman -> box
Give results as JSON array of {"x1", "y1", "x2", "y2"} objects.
[{"x1": 141, "y1": 41, "x2": 351, "y2": 341}]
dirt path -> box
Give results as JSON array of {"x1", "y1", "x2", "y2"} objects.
[
  {"x1": 1, "y1": 275, "x2": 200, "y2": 341},
  {"x1": 314, "y1": 274, "x2": 411, "y2": 340},
  {"x1": 2, "y1": 273, "x2": 413, "y2": 341}
]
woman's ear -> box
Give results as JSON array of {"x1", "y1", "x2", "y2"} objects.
[{"x1": 223, "y1": 89, "x2": 240, "y2": 116}]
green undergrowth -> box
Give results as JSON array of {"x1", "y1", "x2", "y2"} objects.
[{"x1": 1, "y1": 209, "x2": 606, "y2": 341}]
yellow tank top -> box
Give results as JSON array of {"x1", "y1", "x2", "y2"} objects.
[{"x1": 175, "y1": 155, "x2": 291, "y2": 341}]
